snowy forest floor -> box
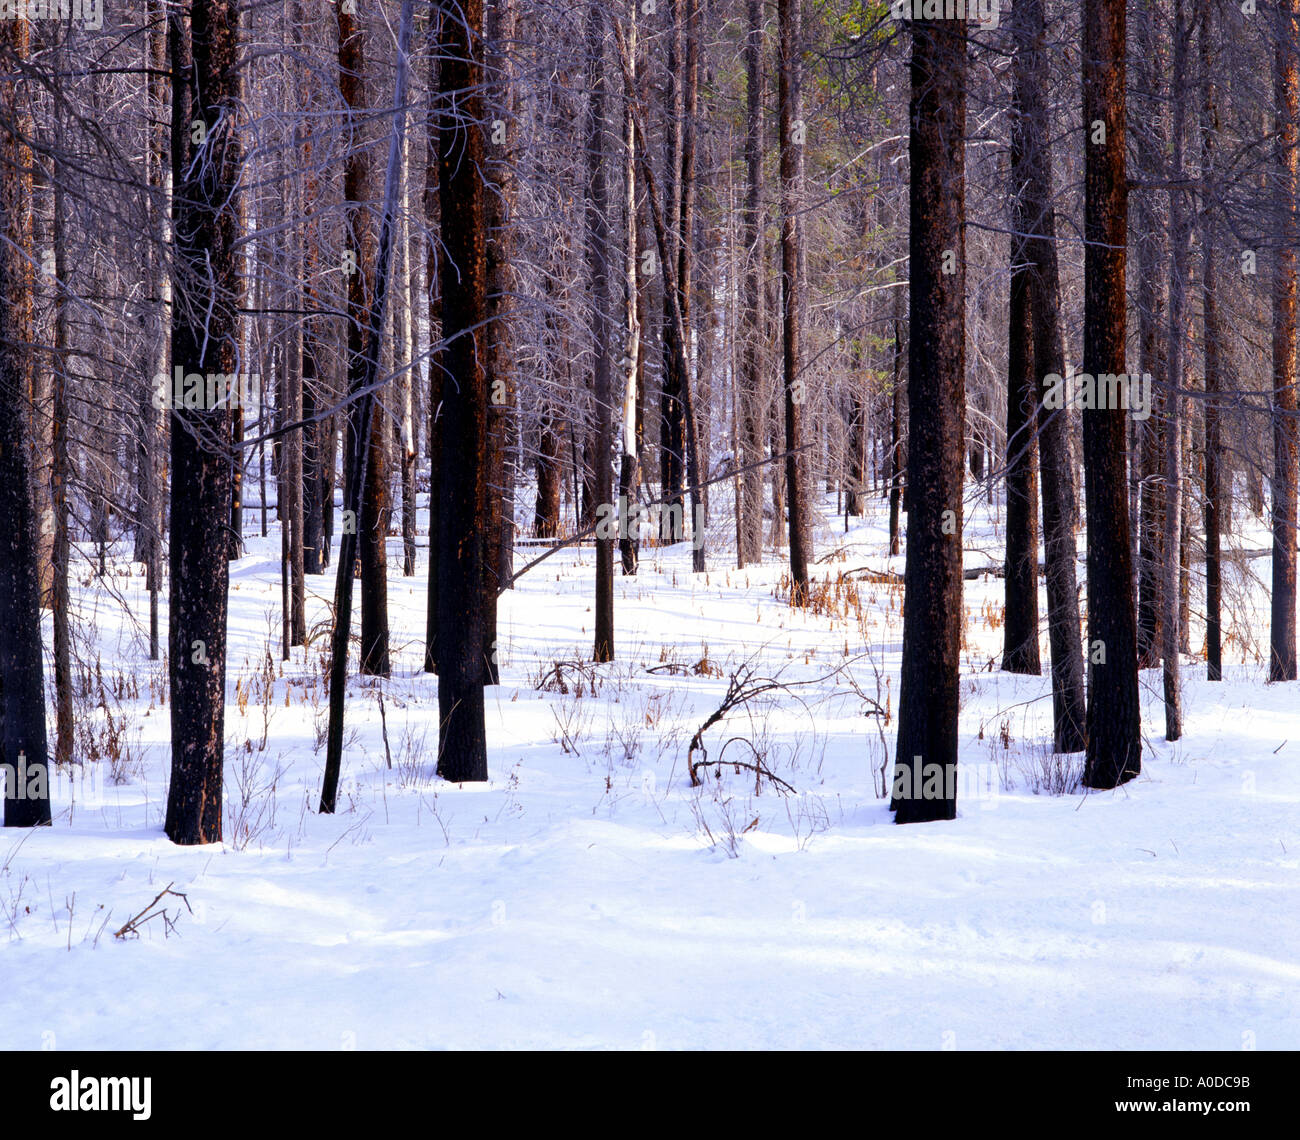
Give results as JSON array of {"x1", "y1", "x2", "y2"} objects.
[{"x1": 3, "y1": 486, "x2": 1298, "y2": 1049}]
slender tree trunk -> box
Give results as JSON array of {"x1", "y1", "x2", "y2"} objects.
[
  {"x1": 615, "y1": 19, "x2": 705, "y2": 574},
  {"x1": 435, "y1": 0, "x2": 490, "y2": 781},
  {"x1": 680, "y1": 0, "x2": 701, "y2": 553},
  {"x1": 320, "y1": 0, "x2": 415, "y2": 811},
  {"x1": 423, "y1": 20, "x2": 442, "y2": 674},
  {"x1": 738, "y1": 0, "x2": 766, "y2": 567},
  {"x1": 400, "y1": 128, "x2": 418, "y2": 579},
  {"x1": 1270, "y1": 0, "x2": 1300, "y2": 683},
  {"x1": 482, "y1": 0, "x2": 517, "y2": 679},
  {"x1": 51, "y1": 172, "x2": 73, "y2": 768},
  {"x1": 147, "y1": 3, "x2": 168, "y2": 659},
  {"x1": 1018, "y1": 0, "x2": 1085, "y2": 752},
  {"x1": 1201, "y1": 0, "x2": 1223, "y2": 681},
  {"x1": 659, "y1": 0, "x2": 686, "y2": 523},
  {"x1": 587, "y1": 0, "x2": 616, "y2": 663},
  {"x1": 297, "y1": 4, "x2": 326, "y2": 580},
  {"x1": 619, "y1": 1, "x2": 642, "y2": 578},
  {"x1": 285, "y1": 206, "x2": 306, "y2": 646},
  {"x1": 778, "y1": 0, "x2": 810, "y2": 598},
  {"x1": 888, "y1": 303, "x2": 904, "y2": 558},
  {"x1": 1005, "y1": 1, "x2": 1041, "y2": 675},
  {"x1": 846, "y1": 384, "x2": 866, "y2": 517},
  {"x1": 1134, "y1": 4, "x2": 1167, "y2": 672},
  {"x1": 1161, "y1": 0, "x2": 1191, "y2": 740},
  {"x1": 336, "y1": 7, "x2": 391, "y2": 679},
  {"x1": 302, "y1": 318, "x2": 326, "y2": 574},
  {"x1": 535, "y1": 408, "x2": 561, "y2": 538},
  {"x1": 228, "y1": 182, "x2": 247, "y2": 563}
]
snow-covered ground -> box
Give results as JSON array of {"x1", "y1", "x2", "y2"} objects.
[{"x1": 3, "y1": 486, "x2": 1297, "y2": 1049}]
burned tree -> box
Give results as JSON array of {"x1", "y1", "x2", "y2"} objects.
[
  {"x1": 892, "y1": 17, "x2": 967, "y2": 825},
  {"x1": 164, "y1": 0, "x2": 241, "y2": 844}
]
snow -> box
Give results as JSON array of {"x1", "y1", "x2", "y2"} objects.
[{"x1": 2, "y1": 488, "x2": 1297, "y2": 1049}]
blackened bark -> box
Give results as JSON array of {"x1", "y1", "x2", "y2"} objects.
[
  {"x1": 588, "y1": 0, "x2": 615, "y2": 663},
  {"x1": 483, "y1": 0, "x2": 518, "y2": 677},
  {"x1": 436, "y1": 0, "x2": 489, "y2": 781},
  {"x1": 1081, "y1": 0, "x2": 1141, "y2": 788},
  {"x1": 1005, "y1": 5, "x2": 1041, "y2": 676},
  {"x1": 1201, "y1": 0, "x2": 1222, "y2": 681},
  {"x1": 1134, "y1": 3, "x2": 1166, "y2": 671},
  {"x1": 846, "y1": 385, "x2": 866, "y2": 517},
  {"x1": 659, "y1": 0, "x2": 686, "y2": 520},
  {"x1": 892, "y1": 18, "x2": 966, "y2": 824},
  {"x1": 1271, "y1": 0, "x2": 1299, "y2": 683},
  {"x1": 1019, "y1": 0, "x2": 1085, "y2": 753},
  {"x1": 619, "y1": 3, "x2": 642, "y2": 580},
  {"x1": 778, "y1": 0, "x2": 810, "y2": 598},
  {"x1": 738, "y1": 0, "x2": 766, "y2": 567},
  {"x1": 320, "y1": 0, "x2": 415, "y2": 811},
  {"x1": 1162, "y1": 0, "x2": 1191, "y2": 740},
  {"x1": 423, "y1": 25, "x2": 442, "y2": 675},
  {"x1": 51, "y1": 171, "x2": 73, "y2": 768},
  {"x1": 535, "y1": 404, "x2": 561, "y2": 538},
  {"x1": 337, "y1": 8, "x2": 391, "y2": 678},
  {"x1": 0, "y1": 16, "x2": 50, "y2": 828},
  {"x1": 888, "y1": 304, "x2": 904, "y2": 558},
  {"x1": 302, "y1": 325, "x2": 326, "y2": 574},
  {"x1": 165, "y1": 0, "x2": 240, "y2": 843}
]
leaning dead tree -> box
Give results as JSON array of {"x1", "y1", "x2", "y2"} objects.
[{"x1": 320, "y1": 0, "x2": 415, "y2": 813}]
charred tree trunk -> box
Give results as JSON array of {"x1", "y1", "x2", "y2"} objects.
[
  {"x1": 658, "y1": 1, "x2": 686, "y2": 524},
  {"x1": 1201, "y1": 0, "x2": 1223, "y2": 681},
  {"x1": 1161, "y1": 0, "x2": 1191, "y2": 740},
  {"x1": 619, "y1": 2, "x2": 642, "y2": 579},
  {"x1": 302, "y1": 323, "x2": 326, "y2": 574},
  {"x1": 164, "y1": 0, "x2": 240, "y2": 843},
  {"x1": 778, "y1": 0, "x2": 810, "y2": 598},
  {"x1": 888, "y1": 302, "x2": 905, "y2": 558},
  {"x1": 738, "y1": 0, "x2": 766, "y2": 567},
  {"x1": 423, "y1": 21, "x2": 442, "y2": 674},
  {"x1": 1270, "y1": 0, "x2": 1299, "y2": 683},
  {"x1": 892, "y1": 18, "x2": 966, "y2": 824},
  {"x1": 0, "y1": 16, "x2": 51, "y2": 827},
  {"x1": 1004, "y1": 4, "x2": 1042, "y2": 676},
  {"x1": 535, "y1": 404, "x2": 562, "y2": 539},
  {"x1": 336, "y1": 8, "x2": 391, "y2": 679},
  {"x1": 320, "y1": 0, "x2": 415, "y2": 810},
  {"x1": 1019, "y1": 0, "x2": 1085, "y2": 753},
  {"x1": 1134, "y1": 2, "x2": 1166, "y2": 671},
  {"x1": 50, "y1": 170, "x2": 73, "y2": 768},
  {"x1": 588, "y1": 0, "x2": 615, "y2": 663},
  {"x1": 482, "y1": 0, "x2": 518, "y2": 680},
  {"x1": 1081, "y1": 0, "x2": 1141, "y2": 788},
  {"x1": 435, "y1": 0, "x2": 490, "y2": 781}
]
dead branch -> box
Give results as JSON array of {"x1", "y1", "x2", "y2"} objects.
[{"x1": 113, "y1": 882, "x2": 192, "y2": 940}]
